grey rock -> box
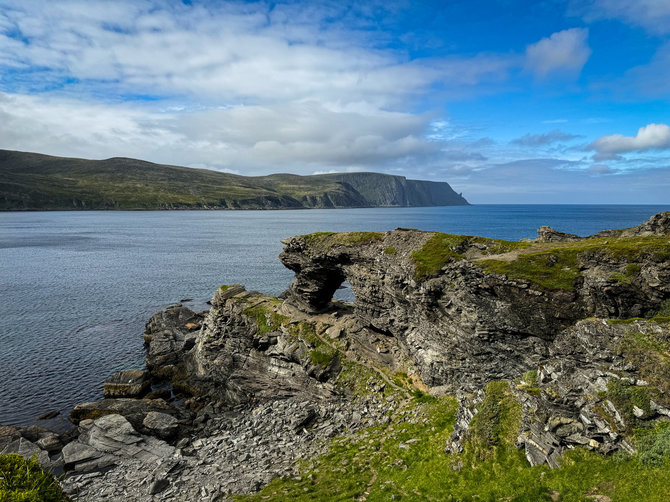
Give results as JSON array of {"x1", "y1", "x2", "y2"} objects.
[
  {"x1": 104, "y1": 369, "x2": 151, "y2": 398},
  {"x1": 143, "y1": 412, "x2": 179, "y2": 439}
]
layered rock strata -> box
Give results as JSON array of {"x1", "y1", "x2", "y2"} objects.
[{"x1": 6, "y1": 212, "x2": 670, "y2": 500}]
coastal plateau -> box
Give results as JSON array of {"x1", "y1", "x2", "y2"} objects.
[
  {"x1": 2, "y1": 213, "x2": 670, "y2": 501},
  {"x1": 0, "y1": 149, "x2": 468, "y2": 210}
]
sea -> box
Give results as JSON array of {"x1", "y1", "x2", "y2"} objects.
[{"x1": 2, "y1": 204, "x2": 669, "y2": 431}]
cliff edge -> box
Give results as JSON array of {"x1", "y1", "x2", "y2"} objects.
[{"x1": 6, "y1": 213, "x2": 670, "y2": 501}]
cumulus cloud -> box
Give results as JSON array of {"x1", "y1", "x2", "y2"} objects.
[
  {"x1": 511, "y1": 130, "x2": 582, "y2": 146},
  {"x1": 525, "y1": 28, "x2": 591, "y2": 78},
  {"x1": 0, "y1": 0, "x2": 522, "y2": 176},
  {"x1": 0, "y1": 92, "x2": 447, "y2": 173},
  {"x1": 589, "y1": 123, "x2": 670, "y2": 160},
  {"x1": 576, "y1": 0, "x2": 670, "y2": 35}
]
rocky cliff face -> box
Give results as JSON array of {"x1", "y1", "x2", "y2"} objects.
[
  {"x1": 9, "y1": 213, "x2": 670, "y2": 501},
  {"x1": 280, "y1": 213, "x2": 670, "y2": 391}
]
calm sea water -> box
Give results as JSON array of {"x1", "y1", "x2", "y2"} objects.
[{"x1": 2, "y1": 205, "x2": 669, "y2": 430}]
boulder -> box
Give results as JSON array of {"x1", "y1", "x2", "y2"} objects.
[
  {"x1": 104, "y1": 369, "x2": 151, "y2": 398},
  {"x1": 70, "y1": 398, "x2": 191, "y2": 436},
  {"x1": 63, "y1": 414, "x2": 176, "y2": 473},
  {"x1": 142, "y1": 412, "x2": 179, "y2": 439}
]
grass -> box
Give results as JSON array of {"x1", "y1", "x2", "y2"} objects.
[
  {"x1": 478, "y1": 249, "x2": 581, "y2": 290},
  {"x1": 477, "y1": 235, "x2": 670, "y2": 291},
  {"x1": 384, "y1": 246, "x2": 397, "y2": 255},
  {"x1": 657, "y1": 299, "x2": 670, "y2": 317},
  {"x1": 617, "y1": 330, "x2": 670, "y2": 407},
  {"x1": 241, "y1": 304, "x2": 289, "y2": 335},
  {"x1": 605, "y1": 378, "x2": 652, "y2": 432},
  {"x1": 301, "y1": 232, "x2": 384, "y2": 247},
  {"x1": 466, "y1": 381, "x2": 523, "y2": 461},
  {"x1": 411, "y1": 233, "x2": 530, "y2": 280},
  {"x1": 235, "y1": 380, "x2": 670, "y2": 502},
  {"x1": 0, "y1": 454, "x2": 70, "y2": 501},
  {"x1": 412, "y1": 234, "x2": 468, "y2": 279}
]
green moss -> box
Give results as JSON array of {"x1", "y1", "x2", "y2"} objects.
[
  {"x1": 242, "y1": 305, "x2": 289, "y2": 335},
  {"x1": 310, "y1": 346, "x2": 336, "y2": 368},
  {"x1": 617, "y1": 330, "x2": 670, "y2": 407},
  {"x1": 0, "y1": 454, "x2": 70, "y2": 501},
  {"x1": 610, "y1": 272, "x2": 631, "y2": 284},
  {"x1": 626, "y1": 263, "x2": 641, "y2": 277},
  {"x1": 302, "y1": 232, "x2": 383, "y2": 247},
  {"x1": 657, "y1": 299, "x2": 670, "y2": 317},
  {"x1": 479, "y1": 249, "x2": 581, "y2": 290},
  {"x1": 411, "y1": 234, "x2": 469, "y2": 279},
  {"x1": 636, "y1": 422, "x2": 670, "y2": 466},
  {"x1": 411, "y1": 233, "x2": 529, "y2": 279},
  {"x1": 383, "y1": 246, "x2": 397, "y2": 255},
  {"x1": 605, "y1": 378, "x2": 652, "y2": 432},
  {"x1": 468, "y1": 381, "x2": 522, "y2": 460},
  {"x1": 522, "y1": 370, "x2": 538, "y2": 387},
  {"x1": 477, "y1": 235, "x2": 670, "y2": 291}
]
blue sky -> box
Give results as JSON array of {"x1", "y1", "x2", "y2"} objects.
[{"x1": 0, "y1": 0, "x2": 669, "y2": 203}]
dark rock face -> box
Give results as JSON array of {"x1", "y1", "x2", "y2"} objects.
[
  {"x1": 143, "y1": 304, "x2": 203, "y2": 379},
  {"x1": 103, "y1": 369, "x2": 151, "y2": 398},
  {"x1": 180, "y1": 286, "x2": 339, "y2": 406},
  {"x1": 280, "y1": 218, "x2": 670, "y2": 392},
  {"x1": 535, "y1": 226, "x2": 581, "y2": 242}
]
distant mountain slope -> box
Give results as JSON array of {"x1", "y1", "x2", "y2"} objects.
[{"x1": 0, "y1": 149, "x2": 469, "y2": 210}]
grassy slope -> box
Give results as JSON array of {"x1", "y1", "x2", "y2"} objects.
[
  {"x1": 0, "y1": 150, "x2": 467, "y2": 210},
  {"x1": 237, "y1": 381, "x2": 670, "y2": 502},
  {"x1": 408, "y1": 230, "x2": 670, "y2": 289}
]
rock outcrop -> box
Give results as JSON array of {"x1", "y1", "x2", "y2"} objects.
[
  {"x1": 280, "y1": 215, "x2": 670, "y2": 391},
  {"x1": 8, "y1": 212, "x2": 670, "y2": 500}
]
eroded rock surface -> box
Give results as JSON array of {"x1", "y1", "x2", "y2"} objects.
[
  {"x1": 44, "y1": 211, "x2": 670, "y2": 499},
  {"x1": 280, "y1": 214, "x2": 670, "y2": 391}
]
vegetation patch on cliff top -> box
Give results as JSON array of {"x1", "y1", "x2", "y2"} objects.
[
  {"x1": 412, "y1": 233, "x2": 529, "y2": 279},
  {"x1": 0, "y1": 454, "x2": 70, "y2": 501},
  {"x1": 476, "y1": 235, "x2": 670, "y2": 291},
  {"x1": 478, "y1": 248, "x2": 581, "y2": 290},
  {"x1": 301, "y1": 231, "x2": 384, "y2": 248}
]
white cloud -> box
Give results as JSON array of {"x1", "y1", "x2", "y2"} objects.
[
  {"x1": 0, "y1": 0, "x2": 523, "y2": 177},
  {"x1": 0, "y1": 0, "x2": 513, "y2": 107},
  {"x1": 0, "y1": 92, "x2": 446, "y2": 173},
  {"x1": 577, "y1": 0, "x2": 670, "y2": 35},
  {"x1": 524, "y1": 28, "x2": 591, "y2": 78},
  {"x1": 589, "y1": 123, "x2": 670, "y2": 160}
]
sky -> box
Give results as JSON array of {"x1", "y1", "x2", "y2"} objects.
[{"x1": 0, "y1": 0, "x2": 669, "y2": 203}]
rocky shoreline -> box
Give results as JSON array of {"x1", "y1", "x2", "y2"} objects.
[{"x1": 2, "y1": 212, "x2": 670, "y2": 500}]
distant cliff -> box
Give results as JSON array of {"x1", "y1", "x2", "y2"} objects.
[{"x1": 0, "y1": 149, "x2": 468, "y2": 210}]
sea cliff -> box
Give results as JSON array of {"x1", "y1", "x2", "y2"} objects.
[
  {"x1": 0, "y1": 149, "x2": 468, "y2": 210},
  {"x1": 3, "y1": 213, "x2": 670, "y2": 501}
]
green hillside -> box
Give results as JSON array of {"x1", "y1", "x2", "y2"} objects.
[{"x1": 0, "y1": 150, "x2": 468, "y2": 210}]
